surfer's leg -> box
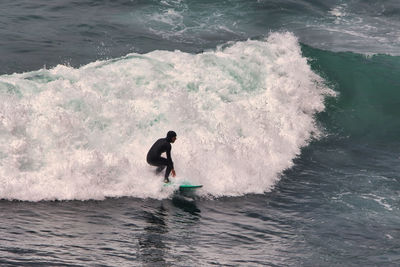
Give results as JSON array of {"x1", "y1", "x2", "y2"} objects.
[
  {"x1": 148, "y1": 157, "x2": 167, "y2": 168},
  {"x1": 155, "y1": 166, "x2": 166, "y2": 174},
  {"x1": 149, "y1": 157, "x2": 169, "y2": 181}
]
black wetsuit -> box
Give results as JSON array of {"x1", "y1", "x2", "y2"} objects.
[{"x1": 146, "y1": 138, "x2": 174, "y2": 179}]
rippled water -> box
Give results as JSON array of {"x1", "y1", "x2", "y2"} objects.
[{"x1": 1, "y1": 0, "x2": 400, "y2": 266}]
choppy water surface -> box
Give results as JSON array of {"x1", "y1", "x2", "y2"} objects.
[{"x1": 1, "y1": 0, "x2": 400, "y2": 266}]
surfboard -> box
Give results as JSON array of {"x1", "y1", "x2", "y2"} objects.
[
  {"x1": 163, "y1": 181, "x2": 203, "y2": 191},
  {"x1": 178, "y1": 184, "x2": 203, "y2": 191}
]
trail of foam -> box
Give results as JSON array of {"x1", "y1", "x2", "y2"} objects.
[{"x1": 0, "y1": 32, "x2": 334, "y2": 201}]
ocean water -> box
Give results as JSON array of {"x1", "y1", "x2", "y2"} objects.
[{"x1": 0, "y1": 0, "x2": 399, "y2": 266}]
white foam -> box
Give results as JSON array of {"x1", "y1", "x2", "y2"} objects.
[
  {"x1": 329, "y1": 5, "x2": 347, "y2": 19},
  {"x1": 312, "y1": 3, "x2": 400, "y2": 55},
  {"x1": 0, "y1": 32, "x2": 334, "y2": 201}
]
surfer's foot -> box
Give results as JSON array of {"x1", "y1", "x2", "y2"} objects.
[{"x1": 164, "y1": 178, "x2": 170, "y2": 183}]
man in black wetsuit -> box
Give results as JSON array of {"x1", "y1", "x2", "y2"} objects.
[{"x1": 146, "y1": 131, "x2": 177, "y2": 183}]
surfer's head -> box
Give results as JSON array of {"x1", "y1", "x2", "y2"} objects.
[{"x1": 166, "y1": 130, "x2": 177, "y2": 143}]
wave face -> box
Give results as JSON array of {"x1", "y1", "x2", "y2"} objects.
[
  {"x1": 0, "y1": 32, "x2": 334, "y2": 201},
  {"x1": 302, "y1": 46, "x2": 400, "y2": 142}
]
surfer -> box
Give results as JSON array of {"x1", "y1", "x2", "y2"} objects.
[{"x1": 146, "y1": 131, "x2": 177, "y2": 183}]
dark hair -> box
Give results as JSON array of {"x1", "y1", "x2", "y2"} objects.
[
  {"x1": 167, "y1": 131, "x2": 176, "y2": 143},
  {"x1": 166, "y1": 131, "x2": 177, "y2": 142}
]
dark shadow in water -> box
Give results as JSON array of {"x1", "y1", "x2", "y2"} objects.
[
  {"x1": 171, "y1": 195, "x2": 201, "y2": 215},
  {"x1": 137, "y1": 192, "x2": 201, "y2": 266},
  {"x1": 138, "y1": 205, "x2": 169, "y2": 266}
]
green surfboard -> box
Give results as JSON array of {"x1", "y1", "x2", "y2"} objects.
[
  {"x1": 164, "y1": 182, "x2": 203, "y2": 191},
  {"x1": 178, "y1": 184, "x2": 203, "y2": 190}
]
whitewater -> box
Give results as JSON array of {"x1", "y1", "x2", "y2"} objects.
[{"x1": 0, "y1": 32, "x2": 334, "y2": 201}]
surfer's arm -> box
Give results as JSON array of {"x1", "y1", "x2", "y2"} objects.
[
  {"x1": 166, "y1": 144, "x2": 174, "y2": 169},
  {"x1": 166, "y1": 144, "x2": 176, "y2": 177}
]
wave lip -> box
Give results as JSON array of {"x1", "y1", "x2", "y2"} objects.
[{"x1": 0, "y1": 32, "x2": 334, "y2": 201}]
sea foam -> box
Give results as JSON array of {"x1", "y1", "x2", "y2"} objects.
[{"x1": 0, "y1": 32, "x2": 334, "y2": 201}]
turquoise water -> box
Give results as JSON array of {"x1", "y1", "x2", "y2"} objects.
[{"x1": 0, "y1": 0, "x2": 399, "y2": 266}]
